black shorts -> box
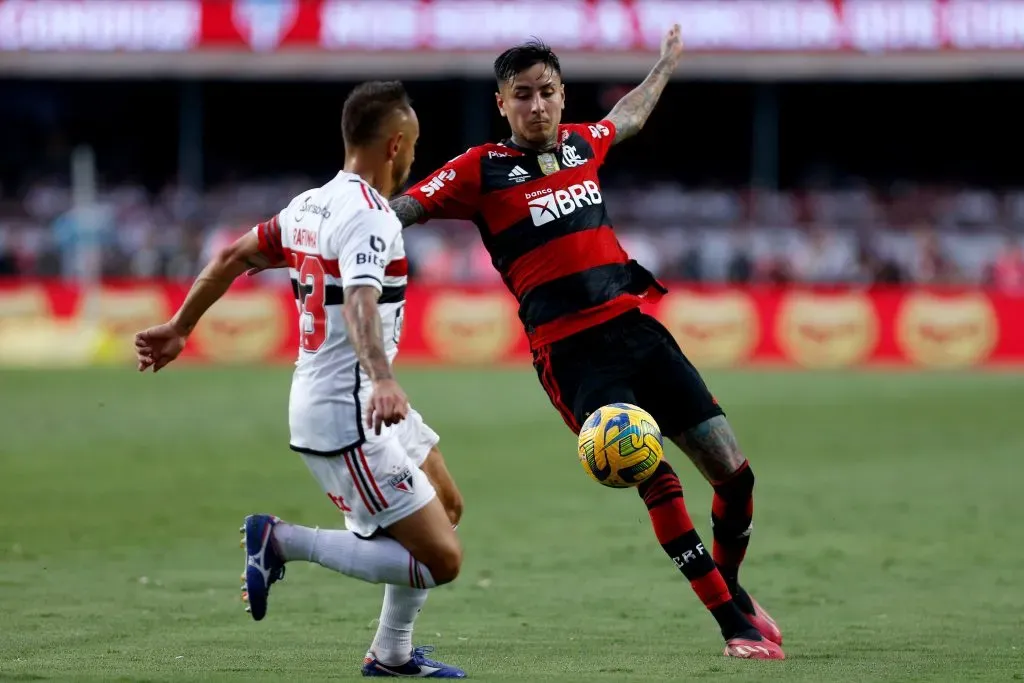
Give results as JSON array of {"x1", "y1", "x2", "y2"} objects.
[{"x1": 532, "y1": 309, "x2": 724, "y2": 437}]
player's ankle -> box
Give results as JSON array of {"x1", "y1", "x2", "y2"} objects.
[
  {"x1": 271, "y1": 521, "x2": 318, "y2": 563},
  {"x1": 716, "y1": 563, "x2": 741, "y2": 597},
  {"x1": 372, "y1": 647, "x2": 413, "y2": 667},
  {"x1": 726, "y1": 628, "x2": 762, "y2": 642},
  {"x1": 711, "y1": 601, "x2": 757, "y2": 641}
]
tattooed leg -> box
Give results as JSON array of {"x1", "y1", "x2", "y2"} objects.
[
  {"x1": 669, "y1": 415, "x2": 746, "y2": 483},
  {"x1": 670, "y1": 415, "x2": 784, "y2": 644},
  {"x1": 670, "y1": 416, "x2": 754, "y2": 598}
]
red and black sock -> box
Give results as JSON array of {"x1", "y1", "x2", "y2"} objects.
[
  {"x1": 711, "y1": 460, "x2": 755, "y2": 610},
  {"x1": 638, "y1": 460, "x2": 757, "y2": 641}
]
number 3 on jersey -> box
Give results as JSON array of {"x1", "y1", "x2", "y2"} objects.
[{"x1": 298, "y1": 256, "x2": 327, "y2": 352}]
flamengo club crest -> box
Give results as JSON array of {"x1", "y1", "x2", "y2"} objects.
[{"x1": 232, "y1": 0, "x2": 300, "y2": 52}]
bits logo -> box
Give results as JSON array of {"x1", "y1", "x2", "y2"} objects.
[
  {"x1": 423, "y1": 292, "x2": 517, "y2": 363},
  {"x1": 525, "y1": 181, "x2": 602, "y2": 226},
  {"x1": 0, "y1": 285, "x2": 49, "y2": 324},
  {"x1": 80, "y1": 287, "x2": 170, "y2": 364},
  {"x1": 776, "y1": 291, "x2": 878, "y2": 368},
  {"x1": 896, "y1": 291, "x2": 997, "y2": 367},
  {"x1": 0, "y1": 286, "x2": 63, "y2": 367},
  {"x1": 659, "y1": 290, "x2": 759, "y2": 368},
  {"x1": 192, "y1": 289, "x2": 287, "y2": 362}
]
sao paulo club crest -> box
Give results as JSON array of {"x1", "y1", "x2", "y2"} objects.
[
  {"x1": 387, "y1": 468, "x2": 415, "y2": 495},
  {"x1": 232, "y1": 0, "x2": 300, "y2": 52}
]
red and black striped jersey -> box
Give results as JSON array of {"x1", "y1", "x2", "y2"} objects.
[{"x1": 403, "y1": 119, "x2": 666, "y2": 349}]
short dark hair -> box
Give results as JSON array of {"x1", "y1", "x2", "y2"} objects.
[
  {"x1": 493, "y1": 39, "x2": 561, "y2": 86},
  {"x1": 341, "y1": 80, "x2": 411, "y2": 147}
]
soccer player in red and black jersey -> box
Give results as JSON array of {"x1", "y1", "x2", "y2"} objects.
[{"x1": 390, "y1": 26, "x2": 784, "y2": 660}]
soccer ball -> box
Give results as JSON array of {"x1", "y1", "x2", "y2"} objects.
[{"x1": 577, "y1": 403, "x2": 664, "y2": 488}]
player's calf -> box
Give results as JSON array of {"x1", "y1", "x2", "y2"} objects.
[
  {"x1": 670, "y1": 415, "x2": 783, "y2": 644},
  {"x1": 670, "y1": 416, "x2": 754, "y2": 588},
  {"x1": 669, "y1": 415, "x2": 747, "y2": 483},
  {"x1": 635, "y1": 459, "x2": 759, "y2": 643}
]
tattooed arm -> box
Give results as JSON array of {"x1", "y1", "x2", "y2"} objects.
[
  {"x1": 344, "y1": 284, "x2": 409, "y2": 433},
  {"x1": 390, "y1": 194, "x2": 427, "y2": 228},
  {"x1": 606, "y1": 24, "x2": 684, "y2": 145},
  {"x1": 343, "y1": 285, "x2": 392, "y2": 382}
]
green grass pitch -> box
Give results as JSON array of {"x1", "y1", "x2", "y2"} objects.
[{"x1": 1, "y1": 366, "x2": 1022, "y2": 681}]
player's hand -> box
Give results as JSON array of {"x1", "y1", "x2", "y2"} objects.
[
  {"x1": 661, "y1": 23, "x2": 684, "y2": 63},
  {"x1": 367, "y1": 378, "x2": 409, "y2": 435},
  {"x1": 134, "y1": 322, "x2": 188, "y2": 373}
]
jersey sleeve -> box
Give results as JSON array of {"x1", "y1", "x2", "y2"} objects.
[
  {"x1": 401, "y1": 148, "x2": 482, "y2": 222},
  {"x1": 576, "y1": 120, "x2": 617, "y2": 166},
  {"x1": 251, "y1": 212, "x2": 286, "y2": 262},
  {"x1": 333, "y1": 209, "x2": 402, "y2": 293}
]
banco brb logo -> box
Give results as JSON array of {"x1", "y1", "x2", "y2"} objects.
[{"x1": 526, "y1": 181, "x2": 602, "y2": 226}]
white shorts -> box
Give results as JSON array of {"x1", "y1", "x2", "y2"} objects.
[
  {"x1": 395, "y1": 406, "x2": 440, "y2": 468},
  {"x1": 300, "y1": 407, "x2": 439, "y2": 538}
]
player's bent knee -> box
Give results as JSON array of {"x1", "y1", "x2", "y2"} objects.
[{"x1": 384, "y1": 496, "x2": 462, "y2": 584}]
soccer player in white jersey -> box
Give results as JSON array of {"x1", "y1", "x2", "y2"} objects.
[{"x1": 133, "y1": 81, "x2": 466, "y2": 679}]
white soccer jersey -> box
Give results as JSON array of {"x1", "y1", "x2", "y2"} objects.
[{"x1": 253, "y1": 170, "x2": 408, "y2": 454}]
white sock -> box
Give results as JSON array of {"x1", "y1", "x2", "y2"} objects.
[
  {"x1": 371, "y1": 585, "x2": 430, "y2": 665},
  {"x1": 272, "y1": 522, "x2": 319, "y2": 561},
  {"x1": 367, "y1": 523, "x2": 458, "y2": 665},
  {"x1": 274, "y1": 523, "x2": 436, "y2": 587}
]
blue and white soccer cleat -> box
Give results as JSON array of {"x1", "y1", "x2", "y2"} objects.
[
  {"x1": 362, "y1": 646, "x2": 467, "y2": 678},
  {"x1": 239, "y1": 514, "x2": 285, "y2": 621}
]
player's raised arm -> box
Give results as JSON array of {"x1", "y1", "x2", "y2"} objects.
[
  {"x1": 606, "y1": 24, "x2": 684, "y2": 145},
  {"x1": 134, "y1": 215, "x2": 285, "y2": 372}
]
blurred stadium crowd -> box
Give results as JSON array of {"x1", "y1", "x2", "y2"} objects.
[
  {"x1": 3, "y1": 176, "x2": 1023, "y2": 292},
  {"x1": 2, "y1": 77, "x2": 1023, "y2": 294}
]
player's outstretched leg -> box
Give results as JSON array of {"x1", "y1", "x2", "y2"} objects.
[
  {"x1": 635, "y1": 460, "x2": 784, "y2": 660},
  {"x1": 241, "y1": 498, "x2": 466, "y2": 678},
  {"x1": 671, "y1": 415, "x2": 782, "y2": 645}
]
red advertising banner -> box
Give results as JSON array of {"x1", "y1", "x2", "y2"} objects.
[
  {"x1": 3, "y1": 0, "x2": 1024, "y2": 54},
  {"x1": 0, "y1": 280, "x2": 1021, "y2": 369}
]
